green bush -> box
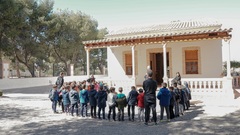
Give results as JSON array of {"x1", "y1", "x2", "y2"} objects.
[{"x1": 0, "y1": 90, "x2": 3, "y2": 96}]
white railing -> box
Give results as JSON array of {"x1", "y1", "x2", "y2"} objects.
[
  {"x1": 233, "y1": 76, "x2": 240, "y2": 88},
  {"x1": 169, "y1": 78, "x2": 229, "y2": 98},
  {"x1": 97, "y1": 78, "x2": 135, "y2": 95},
  {"x1": 179, "y1": 78, "x2": 223, "y2": 90}
]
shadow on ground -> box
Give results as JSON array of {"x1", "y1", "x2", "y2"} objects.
[
  {"x1": 1, "y1": 88, "x2": 240, "y2": 135},
  {"x1": 2, "y1": 85, "x2": 52, "y2": 94},
  {"x1": 3, "y1": 103, "x2": 240, "y2": 135}
]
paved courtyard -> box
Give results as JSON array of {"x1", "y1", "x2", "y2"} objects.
[{"x1": 1, "y1": 86, "x2": 240, "y2": 135}]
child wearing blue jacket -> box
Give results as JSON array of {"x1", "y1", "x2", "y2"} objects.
[
  {"x1": 69, "y1": 84, "x2": 80, "y2": 116},
  {"x1": 49, "y1": 85, "x2": 59, "y2": 113},
  {"x1": 62, "y1": 85, "x2": 71, "y2": 115},
  {"x1": 79, "y1": 85, "x2": 89, "y2": 117},
  {"x1": 157, "y1": 82, "x2": 171, "y2": 122}
]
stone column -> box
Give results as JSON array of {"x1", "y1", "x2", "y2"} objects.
[
  {"x1": 224, "y1": 39, "x2": 231, "y2": 78},
  {"x1": 131, "y1": 45, "x2": 135, "y2": 79},
  {"x1": 223, "y1": 38, "x2": 233, "y2": 99},
  {"x1": 85, "y1": 47, "x2": 90, "y2": 78},
  {"x1": 162, "y1": 42, "x2": 168, "y2": 83},
  {"x1": 70, "y1": 64, "x2": 74, "y2": 76}
]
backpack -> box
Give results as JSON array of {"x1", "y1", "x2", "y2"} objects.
[
  {"x1": 116, "y1": 96, "x2": 127, "y2": 107},
  {"x1": 48, "y1": 89, "x2": 53, "y2": 100}
]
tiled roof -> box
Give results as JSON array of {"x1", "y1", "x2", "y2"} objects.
[
  {"x1": 106, "y1": 19, "x2": 222, "y2": 38},
  {"x1": 83, "y1": 19, "x2": 231, "y2": 45}
]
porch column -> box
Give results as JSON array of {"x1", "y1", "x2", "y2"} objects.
[
  {"x1": 223, "y1": 38, "x2": 234, "y2": 99},
  {"x1": 162, "y1": 42, "x2": 168, "y2": 83},
  {"x1": 131, "y1": 45, "x2": 136, "y2": 79},
  {"x1": 224, "y1": 39, "x2": 231, "y2": 78},
  {"x1": 70, "y1": 64, "x2": 74, "y2": 76},
  {"x1": 85, "y1": 47, "x2": 90, "y2": 78}
]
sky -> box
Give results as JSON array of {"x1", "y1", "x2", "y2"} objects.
[{"x1": 53, "y1": 0, "x2": 240, "y2": 61}]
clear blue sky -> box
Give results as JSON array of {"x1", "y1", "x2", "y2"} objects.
[{"x1": 53, "y1": 0, "x2": 240, "y2": 61}]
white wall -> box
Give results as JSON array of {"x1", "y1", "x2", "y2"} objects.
[
  {"x1": 169, "y1": 39, "x2": 222, "y2": 78},
  {"x1": 107, "y1": 47, "x2": 131, "y2": 79},
  {"x1": 107, "y1": 39, "x2": 223, "y2": 86},
  {"x1": 0, "y1": 75, "x2": 107, "y2": 90},
  {"x1": 3, "y1": 63, "x2": 9, "y2": 78}
]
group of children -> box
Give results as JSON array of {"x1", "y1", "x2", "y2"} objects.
[{"x1": 48, "y1": 79, "x2": 191, "y2": 123}]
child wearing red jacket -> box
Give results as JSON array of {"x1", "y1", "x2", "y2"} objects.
[{"x1": 137, "y1": 88, "x2": 144, "y2": 122}]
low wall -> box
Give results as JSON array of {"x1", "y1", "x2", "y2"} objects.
[{"x1": 0, "y1": 75, "x2": 108, "y2": 90}]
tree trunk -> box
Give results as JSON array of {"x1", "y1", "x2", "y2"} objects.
[
  {"x1": 15, "y1": 59, "x2": 21, "y2": 78},
  {"x1": 64, "y1": 62, "x2": 70, "y2": 76},
  {"x1": 26, "y1": 64, "x2": 34, "y2": 77},
  {"x1": 38, "y1": 67, "x2": 42, "y2": 77},
  {"x1": 98, "y1": 63, "x2": 103, "y2": 74}
]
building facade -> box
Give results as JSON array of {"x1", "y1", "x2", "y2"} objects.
[{"x1": 83, "y1": 19, "x2": 233, "y2": 98}]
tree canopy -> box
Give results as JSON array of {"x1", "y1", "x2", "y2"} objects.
[{"x1": 0, "y1": 0, "x2": 108, "y2": 77}]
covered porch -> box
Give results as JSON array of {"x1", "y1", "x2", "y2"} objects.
[{"x1": 83, "y1": 20, "x2": 234, "y2": 98}]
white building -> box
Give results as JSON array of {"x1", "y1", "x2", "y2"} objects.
[{"x1": 83, "y1": 19, "x2": 233, "y2": 98}]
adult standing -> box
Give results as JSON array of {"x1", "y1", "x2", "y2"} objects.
[
  {"x1": 143, "y1": 70, "x2": 158, "y2": 125},
  {"x1": 171, "y1": 72, "x2": 181, "y2": 85},
  {"x1": 56, "y1": 72, "x2": 64, "y2": 113},
  {"x1": 56, "y1": 72, "x2": 64, "y2": 90}
]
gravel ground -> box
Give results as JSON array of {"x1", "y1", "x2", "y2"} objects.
[{"x1": 1, "y1": 86, "x2": 240, "y2": 135}]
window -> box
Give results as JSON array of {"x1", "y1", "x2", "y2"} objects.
[
  {"x1": 185, "y1": 50, "x2": 198, "y2": 74},
  {"x1": 125, "y1": 53, "x2": 132, "y2": 75}
]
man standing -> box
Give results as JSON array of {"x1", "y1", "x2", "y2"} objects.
[
  {"x1": 56, "y1": 72, "x2": 64, "y2": 113},
  {"x1": 143, "y1": 70, "x2": 158, "y2": 125},
  {"x1": 56, "y1": 72, "x2": 64, "y2": 90}
]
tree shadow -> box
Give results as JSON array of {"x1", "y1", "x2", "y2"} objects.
[
  {"x1": 2, "y1": 105, "x2": 205, "y2": 135},
  {"x1": 2, "y1": 85, "x2": 52, "y2": 94},
  {"x1": 1, "y1": 100, "x2": 240, "y2": 135}
]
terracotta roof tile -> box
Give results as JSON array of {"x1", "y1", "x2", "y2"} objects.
[{"x1": 83, "y1": 19, "x2": 232, "y2": 45}]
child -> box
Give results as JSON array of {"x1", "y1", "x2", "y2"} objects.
[
  {"x1": 173, "y1": 82, "x2": 181, "y2": 117},
  {"x1": 58, "y1": 86, "x2": 64, "y2": 113},
  {"x1": 127, "y1": 86, "x2": 139, "y2": 121},
  {"x1": 137, "y1": 88, "x2": 144, "y2": 122},
  {"x1": 115, "y1": 87, "x2": 127, "y2": 121},
  {"x1": 62, "y1": 85, "x2": 71, "y2": 115},
  {"x1": 49, "y1": 84, "x2": 59, "y2": 113},
  {"x1": 69, "y1": 84, "x2": 79, "y2": 116},
  {"x1": 88, "y1": 84, "x2": 97, "y2": 118},
  {"x1": 107, "y1": 87, "x2": 117, "y2": 121},
  {"x1": 169, "y1": 86, "x2": 176, "y2": 119},
  {"x1": 95, "y1": 84, "x2": 107, "y2": 119},
  {"x1": 178, "y1": 84, "x2": 187, "y2": 115},
  {"x1": 79, "y1": 84, "x2": 89, "y2": 117},
  {"x1": 157, "y1": 82, "x2": 171, "y2": 122}
]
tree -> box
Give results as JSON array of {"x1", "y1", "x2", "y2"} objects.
[
  {"x1": 0, "y1": 0, "x2": 54, "y2": 77},
  {"x1": 90, "y1": 28, "x2": 108, "y2": 74},
  {"x1": 47, "y1": 10, "x2": 99, "y2": 75}
]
